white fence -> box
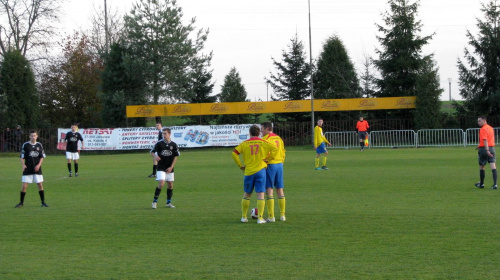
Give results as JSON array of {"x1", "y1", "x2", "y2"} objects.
[{"x1": 325, "y1": 127, "x2": 500, "y2": 149}]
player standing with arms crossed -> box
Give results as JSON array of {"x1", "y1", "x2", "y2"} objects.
[
  {"x1": 151, "y1": 127, "x2": 180, "y2": 209},
  {"x1": 232, "y1": 125, "x2": 278, "y2": 224},
  {"x1": 314, "y1": 118, "x2": 331, "y2": 170},
  {"x1": 261, "y1": 122, "x2": 287, "y2": 222},
  {"x1": 356, "y1": 116, "x2": 370, "y2": 151},
  {"x1": 148, "y1": 122, "x2": 163, "y2": 177},
  {"x1": 475, "y1": 116, "x2": 497, "y2": 189},
  {"x1": 65, "y1": 124, "x2": 84, "y2": 177},
  {"x1": 15, "y1": 130, "x2": 49, "y2": 207}
]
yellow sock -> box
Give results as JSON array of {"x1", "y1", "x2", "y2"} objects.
[
  {"x1": 278, "y1": 196, "x2": 286, "y2": 217},
  {"x1": 266, "y1": 196, "x2": 275, "y2": 218},
  {"x1": 241, "y1": 197, "x2": 250, "y2": 218},
  {"x1": 257, "y1": 199, "x2": 265, "y2": 219},
  {"x1": 315, "y1": 158, "x2": 319, "y2": 168},
  {"x1": 322, "y1": 156, "x2": 327, "y2": 167}
]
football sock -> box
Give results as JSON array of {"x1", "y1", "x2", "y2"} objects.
[
  {"x1": 480, "y1": 170, "x2": 485, "y2": 184},
  {"x1": 152, "y1": 165, "x2": 157, "y2": 175},
  {"x1": 167, "y1": 189, "x2": 173, "y2": 204},
  {"x1": 493, "y1": 169, "x2": 497, "y2": 185},
  {"x1": 241, "y1": 197, "x2": 250, "y2": 218},
  {"x1": 20, "y1": 191, "x2": 26, "y2": 204},
  {"x1": 266, "y1": 195, "x2": 274, "y2": 218},
  {"x1": 315, "y1": 158, "x2": 320, "y2": 168},
  {"x1": 74, "y1": 163, "x2": 78, "y2": 174},
  {"x1": 278, "y1": 196, "x2": 286, "y2": 216},
  {"x1": 322, "y1": 156, "x2": 327, "y2": 167},
  {"x1": 257, "y1": 199, "x2": 265, "y2": 220},
  {"x1": 361, "y1": 142, "x2": 364, "y2": 149},
  {"x1": 153, "y1": 187, "x2": 161, "y2": 202},
  {"x1": 67, "y1": 163, "x2": 71, "y2": 172},
  {"x1": 39, "y1": 190, "x2": 45, "y2": 203}
]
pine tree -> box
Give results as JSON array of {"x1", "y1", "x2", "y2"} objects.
[
  {"x1": 185, "y1": 57, "x2": 217, "y2": 125},
  {"x1": 217, "y1": 67, "x2": 250, "y2": 124},
  {"x1": 414, "y1": 57, "x2": 443, "y2": 129},
  {"x1": 457, "y1": 0, "x2": 500, "y2": 118},
  {"x1": 266, "y1": 33, "x2": 311, "y2": 122}
]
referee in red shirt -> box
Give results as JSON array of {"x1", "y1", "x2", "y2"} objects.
[
  {"x1": 475, "y1": 116, "x2": 497, "y2": 189},
  {"x1": 356, "y1": 117, "x2": 369, "y2": 151}
]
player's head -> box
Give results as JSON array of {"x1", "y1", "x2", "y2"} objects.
[
  {"x1": 156, "y1": 122, "x2": 163, "y2": 129},
  {"x1": 161, "y1": 127, "x2": 171, "y2": 139},
  {"x1": 71, "y1": 123, "x2": 78, "y2": 132},
  {"x1": 317, "y1": 119, "x2": 323, "y2": 127},
  {"x1": 29, "y1": 130, "x2": 38, "y2": 142},
  {"x1": 359, "y1": 116, "x2": 364, "y2": 121},
  {"x1": 478, "y1": 116, "x2": 487, "y2": 127},
  {"x1": 249, "y1": 125, "x2": 260, "y2": 137},
  {"x1": 16, "y1": 125, "x2": 21, "y2": 130},
  {"x1": 261, "y1": 122, "x2": 273, "y2": 136}
]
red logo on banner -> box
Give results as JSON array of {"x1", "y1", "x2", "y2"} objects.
[
  {"x1": 173, "y1": 105, "x2": 192, "y2": 114},
  {"x1": 135, "y1": 107, "x2": 153, "y2": 116},
  {"x1": 210, "y1": 104, "x2": 229, "y2": 113}
]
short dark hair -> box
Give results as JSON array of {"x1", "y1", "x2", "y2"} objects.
[
  {"x1": 249, "y1": 125, "x2": 260, "y2": 137},
  {"x1": 261, "y1": 122, "x2": 273, "y2": 131},
  {"x1": 29, "y1": 130, "x2": 37, "y2": 135},
  {"x1": 478, "y1": 116, "x2": 487, "y2": 121},
  {"x1": 161, "y1": 127, "x2": 171, "y2": 133},
  {"x1": 156, "y1": 121, "x2": 162, "y2": 125}
]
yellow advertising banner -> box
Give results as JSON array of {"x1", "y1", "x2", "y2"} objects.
[{"x1": 126, "y1": 97, "x2": 416, "y2": 118}]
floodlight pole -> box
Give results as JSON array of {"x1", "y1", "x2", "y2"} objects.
[
  {"x1": 448, "y1": 78, "x2": 452, "y2": 101},
  {"x1": 308, "y1": 0, "x2": 315, "y2": 146}
]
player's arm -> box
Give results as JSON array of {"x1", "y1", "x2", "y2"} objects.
[
  {"x1": 35, "y1": 158, "x2": 44, "y2": 172},
  {"x1": 79, "y1": 134, "x2": 84, "y2": 149},
  {"x1": 484, "y1": 139, "x2": 493, "y2": 157},
  {"x1": 150, "y1": 145, "x2": 160, "y2": 161},
  {"x1": 232, "y1": 149, "x2": 245, "y2": 171},
  {"x1": 166, "y1": 156, "x2": 178, "y2": 173},
  {"x1": 265, "y1": 141, "x2": 279, "y2": 162},
  {"x1": 20, "y1": 157, "x2": 26, "y2": 171}
]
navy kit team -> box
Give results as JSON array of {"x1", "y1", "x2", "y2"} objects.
[{"x1": 64, "y1": 124, "x2": 84, "y2": 177}]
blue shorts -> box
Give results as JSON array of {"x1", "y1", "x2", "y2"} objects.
[
  {"x1": 266, "y1": 163, "x2": 284, "y2": 189},
  {"x1": 244, "y1": 168, "x2": 266, "y2": 193},
  {"x1": 316, "y1": 142, "x2": 327, "y2": 154}
]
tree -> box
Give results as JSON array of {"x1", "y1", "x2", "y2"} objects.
[
  {"x1": 184, "y1": 57, "x2": 217, "y2": 124},
  {"x1": 374, "y1": 0, "x2": 433, "y2": 98},
  {"x1": 266, "y1": 33, "x2": 311, "y2": 122},
  {"x1": 217, "y1": 67, "x2": 250, "y2": 124},
  {"x1": 314, "y1": 35, "x2": 360, "y2": 99},
  {"x1": 84, "y1": 1, "x2": 125, "y2": 56},
  {"x1": 359, "y1": 54, "x2": 377, "y2": 98},
  {"x1": 124, "y1": 0, "x2": 210, "y2": 108},
  {"x1": 457, "y1": 0, "x2": 500, "y2": 118},
  {"x1": 39, "y1": 33, "x2": 104, "y2": 127},
  {"x1": 0, "y1": 0, "x2": 62, "y2": 59},
  {"x1": 100, "y1": 42, "x2": 147, "y2": 127},
  {"x1": 414, "y1": 57, "x2": 443, "y2": 129},
  {"x1": 0, "y1": 50, "x2": 38, "y2": 128}
]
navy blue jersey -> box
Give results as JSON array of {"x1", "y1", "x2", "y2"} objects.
[
  {"x1": 65, "y1": 131, "x2": 84, "y2": 152},
  {"x1": 20, "y1": 141, "x2": 46, "y2": 175},
  {"x1": 150, "y1": 139, "x2": 180, "y2": 172}
]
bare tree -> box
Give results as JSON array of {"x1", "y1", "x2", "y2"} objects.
[
  {"x1": 0, "y1": 0, "x2": 62, "y2": 59},
  {"x1": 83, "y1": 0, "x2": 125, "y2": 56}
]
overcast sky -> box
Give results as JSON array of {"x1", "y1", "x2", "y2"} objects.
[{"x1": 62, "y1": 0, "x2": 485, "y2": 102}]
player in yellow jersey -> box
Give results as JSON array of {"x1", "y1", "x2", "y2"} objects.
[
  {"x1": 314, "y1": 118, "x2": 331, "y2": 170},
  {"x1": 261, "y1": 122, "x2": 286, "y2": 222},
  {"x1": 232, "y1": 125, "x2": 278, "y2": 224}
]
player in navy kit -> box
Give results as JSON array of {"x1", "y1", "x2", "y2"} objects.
[
  {"x1": 64, "y1": 124, "x2": 84, "y2": 177},
  {"x1": 15, "y1": 130, "x2": 48, "y2": 207},
  {"x1": 150, "y1": 127, "x2": 180, "y2": 209},
  {"x1": 148, "y1": 122, "x2": 163, "y2": 177}
]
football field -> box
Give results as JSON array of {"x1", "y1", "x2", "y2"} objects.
[{"x1": 0, "y1": 147, "x2": 499, "y2": 279}]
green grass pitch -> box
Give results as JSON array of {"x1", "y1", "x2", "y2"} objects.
[{"x1": 0, "y1": 147, "x2": 499, "y2": 279}]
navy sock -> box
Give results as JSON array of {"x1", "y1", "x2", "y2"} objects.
[
  {"x1": 153, "y1": 187, "x2": 161, "y2": 202},
  {"x1": 480, "y1": 170, "x2": 485, "y2": 184},
  {"x1": 167, "y1": 189, "x2": 173, "y2": 203},
  {"x1": 493, "y1": 169, "x2": 497, "y2": 185},
  {"x1": 68, "y1": 163, "x2": 72, "y2": 172}
]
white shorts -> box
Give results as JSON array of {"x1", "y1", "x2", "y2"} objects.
[
  {"x1": 156, "y1": 171, "x2": 174, "y2": 182},
  {"x1": 66, "y1": 152, "x2": 80, "y2": 160},
  {"x1": 22, "y1": 175, "x2": 44, "y2": 183}
]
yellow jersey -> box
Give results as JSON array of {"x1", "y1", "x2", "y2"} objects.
[
  {"x1": 232, "y1": 137, "x2": 278, "y2": 176},
  {"x1": 314, "y1": 125, "x2": 330, "y2": 147},
  {"x1": 262, "y1": 133, "x2": 285, "y2": 164}
]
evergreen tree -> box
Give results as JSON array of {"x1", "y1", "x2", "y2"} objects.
[
  {"x1": 124, "y1": 0, "x2": 209, "y2": 107},
  {"x1": 101, "y1": 43, "x2": 147, "y2": 127},
  {"x1": 266, "y1": 33, "x2": 311, "y2": 122},
  {"x1": 457, "y1": 1, "x2": 500, "y2": 118},
  {"x1": 414, "y1": 57, "x2": 443, "y2": 129},
  {"x1": 360, "y1": 54, "x2": 377, "y2": 98},
  {"x1": 184, "y1": 57, "x2": 217, "y2": 124},
  {"x1": 0, "y1": 50, "x2": 39, "y2": 128},
  {"x1": 217, "y1": 67, "x2": 250, "y2": 124}
]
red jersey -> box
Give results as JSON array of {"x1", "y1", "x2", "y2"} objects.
[
  {"x1": 478, "y1": 124, "x2": 495, "y2": 147},
  {"x1": 356, "y1": 120, "x2": 369, "y2": 132}
]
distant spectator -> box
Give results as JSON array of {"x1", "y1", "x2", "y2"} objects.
[
  {"x1": 14, "y1": 125, "x2": 23, "y2": 152},
  {"x1": 3, "y1": 127, "x2": 12, "y2": 152}
]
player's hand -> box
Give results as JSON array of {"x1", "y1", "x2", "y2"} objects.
[
  {"x1": 327, "y1": 143, "x2": 332, "y2": 146},
  {"x1": 154, "y1": 155, "x2": 161, "y2": 162},
  {"x1": 166, "y1": 167, "x2": 173, "y2": 173},
  {"x1": 34, "y1": 165, "x2": 41, "y2": 172},
  {"x1": 240, "y1": 166, "x2": 245, "y2": 172},
  {"x1": 313, "y1": 146, "x2": 317, "y2": 149},
  {"x1": 22, "y1": 164, "x2": 26, "y2": 171}
]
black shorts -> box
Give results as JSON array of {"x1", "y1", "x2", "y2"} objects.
[
  {"x1": 478, "y1": 147, "x2": 496, "y2": 166},
  {"x1": 358, "y1": 131, "x2": 368, "y2": 140}
]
